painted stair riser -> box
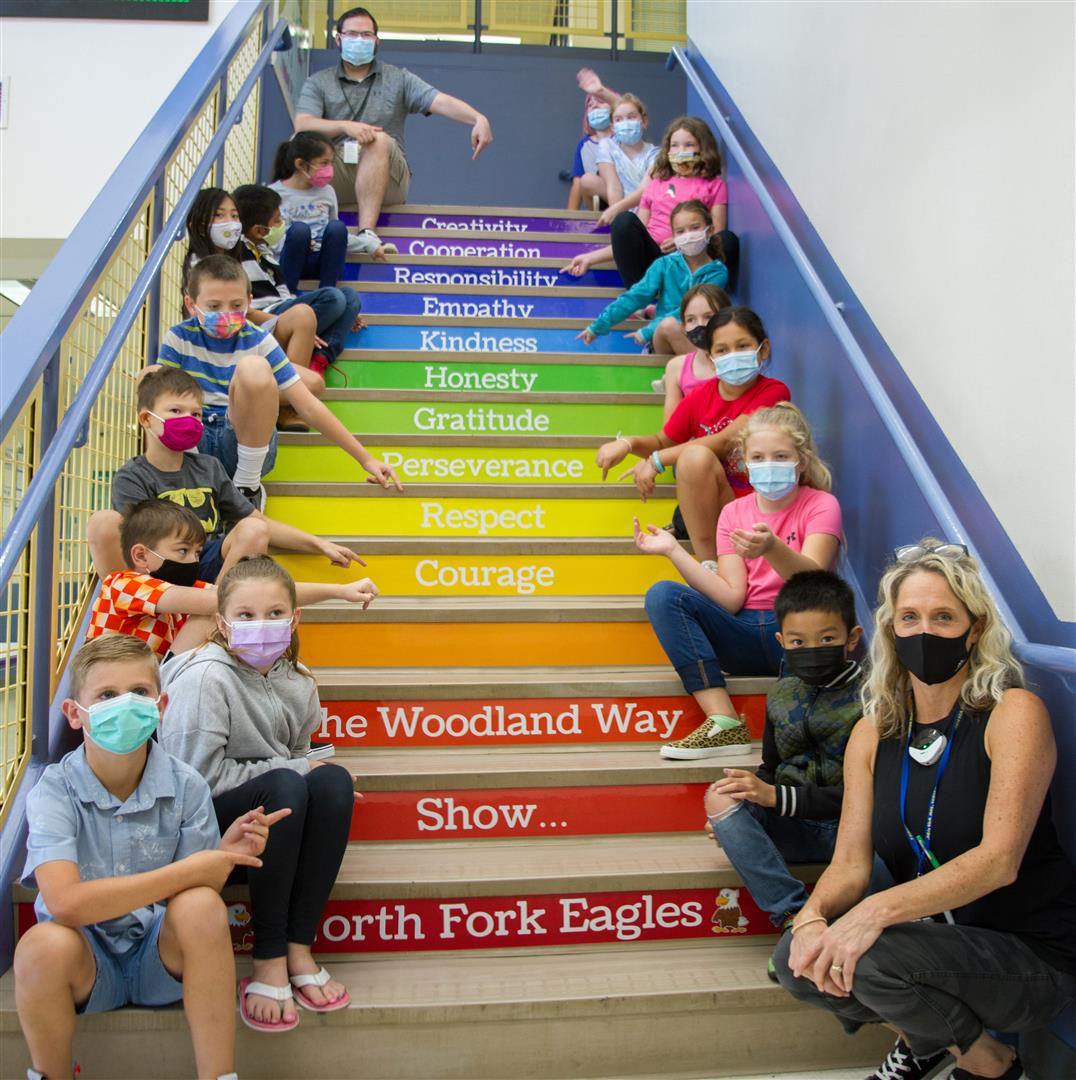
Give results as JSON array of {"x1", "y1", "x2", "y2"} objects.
[
  {"x1": 269, "y1": 444, "x2": 670, "y2": 485},
  {"x1": 266, "y1": 495, "x2": 670, "y2": 537},
  {"x1": 348, "y1": 233, "x2": 606, "y2": 258},
  {"x1": 319, "y1": 358, "x2": 664, "y2": 393},
  {"x1": 349, "y1": 292, "x2": 613, "y2": 319},
  {"x1": 299, "y1": 622, "x2": 667, "y2": 667},
  {"x1": 348, "y1": 326, "x2": 643, "y2": 353},
  {"x1": 374, "y1": 210, "x2": 608, "y2": 234},
  {"x1": 317, "y1": 695, "x2": 764, "y2": 748},
  {"x1": 277, "y1": 553, "x2": 675, "y2": 596},
  {"x1": 350, "y1": 784, "x2": 710, "y2": 842},
  {"x1": 18, "y1": 887, "x2": 778, "y2": 956},
  {"x1": 319, "y1": 399, "x2": 662, "y2": 436},
  {"x1": 341, "y1": 262, "x2": 622, "y2": 287}
]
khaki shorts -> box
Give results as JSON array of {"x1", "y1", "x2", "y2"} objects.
[{"x1": 332, "y1": 136, "x2": 411, "y2": 210}]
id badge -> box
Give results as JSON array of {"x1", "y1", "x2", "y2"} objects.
[{"x1": 342, "y1": 139, "x2": 359, "y2": 165}]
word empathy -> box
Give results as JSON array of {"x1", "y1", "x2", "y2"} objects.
[
  {"x1": 380, "y1": 450, "x2": 582, "y2": 481},
  {"x1": 420, "y1": 330, "x2": 538, "y2": 353},
  {"x1": 424, "y1": 364, "x2": 538, "y2": 391},
  {"x1": 421, "y1": 297, "x2": 535, "y2": 319},
  {"x1": 420, "y1": 215, "x2": 530, "y2": 231},
  {"x1": 405, "y1": 239, "x2": 541, "y2": 257},
  {"x1": 316, "y1": 698, "x2": 701, "y2": 746},
  {"x1": 392, "y1": 267, "x2": 558, "y2": 287},
  {"x1": 352, "y1": 783, "x2": 710, "y2": 841},
  {"x1": 414, "y1": 405, "x2": 549, "y2": 431},
  {"x1": 308, "y1": 888, "x2": 767, "y2": 952}
]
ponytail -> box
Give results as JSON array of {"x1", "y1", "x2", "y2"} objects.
[{"x1": 273, "y1": 131, "x2": 335, "y2": 182}]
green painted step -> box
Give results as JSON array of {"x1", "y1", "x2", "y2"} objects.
[
  {"x1": 325, "y1": 357, "x2": 664, "y2": 394},
  {"x1": 324, "y1": 397, "x2": 663, "y2": 437}
]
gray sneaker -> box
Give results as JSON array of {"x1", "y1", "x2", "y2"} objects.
[{"x1": 347, "y1": 228, "x2": 397, "y2": 256}]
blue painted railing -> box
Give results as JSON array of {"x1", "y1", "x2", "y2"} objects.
[
  {"x1": 668, "y1": 45, "x2": 1075, "y2": 681},
  {"x1": 0, "y1": 0, "x2": 290, "y2": 973}
]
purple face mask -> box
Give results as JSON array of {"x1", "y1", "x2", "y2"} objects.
[{"x1": 226, "y1": 618, "x2": 293, "y2": 668}]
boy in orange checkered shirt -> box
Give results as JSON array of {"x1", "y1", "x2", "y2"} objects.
[{"x1": 87, "y1": 499, "x2": 216, "y2": 657}]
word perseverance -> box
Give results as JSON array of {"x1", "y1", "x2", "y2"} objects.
[
  {"x1": 393, "y1": 268, "x2": 558, "y2": 287},
  {"x1": 420, "y1": 503, "x2": 546, "y2": 535},
  {"x1": 413, "y1": 406, "x2": 550, "y2": 432},
  {"x1": 420, "y1": 330, "x2": 539, "y2": 353},
  {"x1": 380, "y1": 451, "x2": 583, "y2": 481},
  {"x1": 420, "y1": 216, "x2": 530, "y2": 232},
  {"x1": 317, "y1": 702, "x2": 686, "y2": 742},
  {"x1": 321, "y1": 895, "x2": 705, "y2": 944},
  {"x1": 421, "y1": 297, "x2": 535, "y2": 319},
  {"x1": 424, "y1": 364, "x2": 538, "y2": 392},
  {"x1": 407, "y1": 240, "x2": 541, "y2": 258},
  {"x1": 416, "y1": 559, "x2": 554, "y2": 594}
]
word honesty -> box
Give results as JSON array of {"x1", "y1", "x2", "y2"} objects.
[
  {"x1": 420, "y1": 330, "x2": 539, "y2": 353},
  {"x1": 420, "y1": 216, "x2": 529, "y2": 231},
  {"x1": 392, "y1": 268, "x2": 558, "y2": 287},
  {"x1": 424, "y1": 364, "x2": 538, "y2": 392}
]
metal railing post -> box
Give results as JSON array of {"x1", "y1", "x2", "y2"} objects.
[
  {"x1": 29, "y1": 354, "x2": 59, "y2": 764},
  {"x1": 473, "y1": 0, "x2": 483, "y2": 53},
  {"x1": 326, "y1": 0, "x2": 336, "y2": 48},
  {"x1": 144, "y1": 174, "x2": 166, "y2": 367},
  {"x1": 214, "y1": 71, "x2": 229, "y2": 186},
  {"x1": 609, "y1": 0, "x2": 619, "y2": 60}
]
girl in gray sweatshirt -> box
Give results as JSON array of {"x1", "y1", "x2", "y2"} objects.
[{"x1": 160, "y1": 555, "x2": 355, "y2": 1033}]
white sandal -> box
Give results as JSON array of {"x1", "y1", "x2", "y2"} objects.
[
  {"x1": 237, "y1": 976, "x2": 299, "y2": 1032},
  {"x1": 289, "y1": 966, "x2": 351, "y2": 1013}
]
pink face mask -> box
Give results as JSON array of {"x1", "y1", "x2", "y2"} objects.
[
  {"x1": 150, "y1": 412, "x2": 203, "y2": 452},
  {"x1": 307, "y1": 164, "x2": 334, "y2": 188}
]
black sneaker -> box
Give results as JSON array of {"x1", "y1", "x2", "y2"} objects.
[
  {"x1": 237, "y1": 484, "x2": 267, "y2": 512},
  {"x1": 948, "y1": 1054, "x2": 1023, "y2": 1080},
  {"x1": 867, "y1": 1038, "x2": 949, "y2": 1080}
]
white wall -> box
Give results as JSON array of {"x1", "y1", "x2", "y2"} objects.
[
  {"x1": 0, "y1": 0, "x2": 240, "y2": 240},
  {"x1": 688, "y1": 0, "x2": 1075, "y2": 622}
]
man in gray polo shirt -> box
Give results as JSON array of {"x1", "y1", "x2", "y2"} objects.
[{"x1": 295, "y1": 5, "x2": 493, "y2": 256}]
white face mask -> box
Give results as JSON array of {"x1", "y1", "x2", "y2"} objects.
[
  {"x1": 209, "y1": 220, "x2": 242, "y2": 250},
  {"x1": 674, "y1": 228, "x2": 710, "y2": 257}
]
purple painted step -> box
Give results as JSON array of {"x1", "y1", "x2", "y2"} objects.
[
  {"x1": 385, "y1": 236, "x2": 605, "y2": 259},
  {"x1": 375, "y1": 210, "x2": 609, "y2": 234},
  {"x1": 341, "y1": 262, "x2": 623, "y2": 288}
]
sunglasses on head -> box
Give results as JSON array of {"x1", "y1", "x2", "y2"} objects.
[{"x1": 894, "y1": 542, "x2": 969, "y2": 564}]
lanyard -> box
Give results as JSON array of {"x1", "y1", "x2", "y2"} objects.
[
  {"x1": 899, "y1": 705, "x2": 963, "y2": 876},
  {"x1": 340, "y1": 69, "x2": 376, "y2": 124}
]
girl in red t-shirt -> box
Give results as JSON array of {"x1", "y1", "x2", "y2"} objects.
[
  {"x1": 595, "y1": 306, "x2": 790, "y2": 561},
  {"x1": 634, "y1": 402, "x2": 843, "y2": 759},
  {"x1": 657, "y1": 283, "x2": 731, "y2": 418}
]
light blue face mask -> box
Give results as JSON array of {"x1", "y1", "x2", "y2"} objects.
[
  {"x1": 78, "y1": 692, "x2": 161, "y2": 755},
  {"x1": 614, "y1": 119, "x2": 643, "y2": 145},
  {"x1": 341, "y1": 35, "x2": 376, "y2": 66},
  {"x1": 747, "y1": 460, "x2": 800, "y2": 501},
  {"x1": 713, "y1": 347, "x2": 761, "y2": 386},
  {"x1": 588, "y1": 108, "x2": 611, "y2": 131}
]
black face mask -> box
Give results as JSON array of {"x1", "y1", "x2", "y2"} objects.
[
  {"x1": 151, "y1": 557, "x2": 201, "y2": 588},
  {"x1": 894, "y1": 629, "x2": 972, "y2": 685},
  {"x1": 783, "y1": 645, "x2": 849, "y2": 686},
  {"x1": 685, "y1": 325, "x2": 708, "y2": 349}
]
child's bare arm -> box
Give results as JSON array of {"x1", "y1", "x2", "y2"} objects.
[
  {"x1": 257, "y1": 514, "x2": 365, "y2": 568},
  {"x1": 295, "y1": 578, "x2": 380, "y2": 609},
  {"x1": 154, "y1": 583, "x2": 218, "y2": 615}
]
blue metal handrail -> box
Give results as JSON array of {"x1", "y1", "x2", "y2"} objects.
[
  {"x1": 0, "y1": 10, "x2": 288, "y2": 605},
  {"x1": 669, "y1": 46, "x2": 1075, "y2": 678}
]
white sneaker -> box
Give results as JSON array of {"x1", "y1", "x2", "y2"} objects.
[
  {"x1": 651, "y1": 376, "x2": 666, "y2": 394},
  {"x1": 237, "y1": 484, "x2": 267, "y2": 512}
]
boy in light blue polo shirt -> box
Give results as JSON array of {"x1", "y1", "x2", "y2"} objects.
[
  {"x1": 15, "y1": 635, "x2": 288, "y2": 1080},
  {"x1": 156, "y1": 253, "x2": 401, "y2": 509}
]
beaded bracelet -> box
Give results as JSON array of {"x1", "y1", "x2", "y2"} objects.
[{"x1": 650, "y1": 450, "x2": 666, "y2": 474}]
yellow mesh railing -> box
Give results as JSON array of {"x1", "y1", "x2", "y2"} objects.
[
  {"x1": 222, "y1": 22, "x2": 264, "y2": 193},
  {"x1": 0, "y1": 396, "x2": 38, "y2": 825},
  {"x1": 622, "y1": 0, "x2": 686, "y2": 43}
]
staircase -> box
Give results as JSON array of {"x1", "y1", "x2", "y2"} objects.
[{"x1": 1, "y1": 205, "x2": 891, "y2": 1079}]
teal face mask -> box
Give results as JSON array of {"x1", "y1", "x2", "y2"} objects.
[
  {"x1": 341, "y1": 36, "x2": 375, "y2": 66},
  {"x1": 78, "y1": 692, "x2": 161, "y2": 755},
  {"x1": 747, "y1": 460, "x2": 799, "y2": 501},
  {"x1": 587, "y1": 107, "x2": 611, "y2": 131},
  {"x1": 713, "y1": 347, "x2": 761, "y2": 386},
  {"x1": 614, "y1": 119, "x2": 643, "y2": 145}
]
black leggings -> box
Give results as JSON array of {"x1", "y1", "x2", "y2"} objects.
[
  {"x1": 610, "y1": 210, "x2": 740, "y2": 290},
  {"x1": 213, "y1": 764, "x2": 354, "y2": 959}
]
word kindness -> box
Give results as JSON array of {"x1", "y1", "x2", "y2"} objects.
[{"x1": 419, "y1": 330, "x2": 539, "y2": 352}]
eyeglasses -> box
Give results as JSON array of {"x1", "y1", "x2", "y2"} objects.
[
  {"x1": 894, "y1": 542, "x2": 969, "y2": 563},
  {"x1": 339, "y1": 30, "x2": 376, "y2": 39}
]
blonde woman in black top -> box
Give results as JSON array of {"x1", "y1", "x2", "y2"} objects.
[{"x1": 773, "y1": 539, "x2": 1076, "y2": 1080}]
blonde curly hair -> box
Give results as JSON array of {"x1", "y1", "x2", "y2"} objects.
[
  {"x1": 738, "y1": 402, "x2": 832, "y2": 492},
  {"x1": 862, "y1": 539, "x2": 1024, "y2": 739}
]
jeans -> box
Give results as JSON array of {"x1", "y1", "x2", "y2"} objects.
[
  {"x1": 212, "y1": 765, "x2": 354, "y2": 959},
  {"x1": 79, "y1": 910, "x2": 182, "y2": 1014},
  {"x1": 609, "y1": 210, "x2": 741, "y2": 290},
  {"x1": 279, "y1": 218, "x2": 349, "y2": 292},
  {"x1": 645, "y1": 579, "x2": 782, "y2": 692},
  {"x1": 711, "y1": 801, "x2": 837, "y2": 926},
  {"x1": 198, "y1": 410, "x2": 278, "y2": 480},
  {"x1": 273, "y1": 286, "x2": 363, "y2": 362},
  {"x1": 774, "y1": 920, "x2": 1076, "y2": 1057}
]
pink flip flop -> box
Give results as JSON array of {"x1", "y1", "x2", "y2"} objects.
[
  {"x1": 289, "y1": 967, "x2": 351, "y2": 1013},
  {"x1": 238, "y1": 976, "x2": 300, "y2": 1032}
]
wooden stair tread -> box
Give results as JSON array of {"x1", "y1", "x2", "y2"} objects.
[
  {"x1": 301, "y1": 596, "x2": 650, "y2": 623},
  {"x1": 279, "y1": 432, "x2": 638, "y2": 448},
  {"x1": 321, "y1": 388, "x2": 659, "y2": 404},
  {"x1": 325, "y1": 281, "x2": 622, "y2": 298},
  {"x1": 289, "y1": 537, "x2": 686, "y2": 556},
  {"x1": 266, "y1": 481, "x2": 673, "y2": 500},
  {"x1": 382, "y1": 202, "x2": 602, "y2": 220},
  {"x1": 335, "y1": 349, "x2": 664, "y2": 366}
]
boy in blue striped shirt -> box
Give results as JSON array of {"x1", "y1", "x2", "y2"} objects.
[{"x1": 156, "y1": 255, "x2": 400, "y2": 506}]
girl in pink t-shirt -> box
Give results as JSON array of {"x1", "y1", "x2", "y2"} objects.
[
  {"x1": 562, "y1": 116, "x2": 729, "y2": 287},
  {"x1": 635, "y1": 403, "x2": 843, "y2": 759}
]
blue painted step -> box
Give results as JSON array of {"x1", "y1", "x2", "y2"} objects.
[
  {"x1": 347, "y1": 325, "x2": 645, "y2": 354},
  {"x1": 347, "y1": 291, "x2": 613, "y2": 319},
  {"x1": 341, "y1": 263, "x2": 622, "y2": 288}
]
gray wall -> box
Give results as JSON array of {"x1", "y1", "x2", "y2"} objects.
[{"x1": 260, "y1": 44, "x2": 686, "y2": 209}]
